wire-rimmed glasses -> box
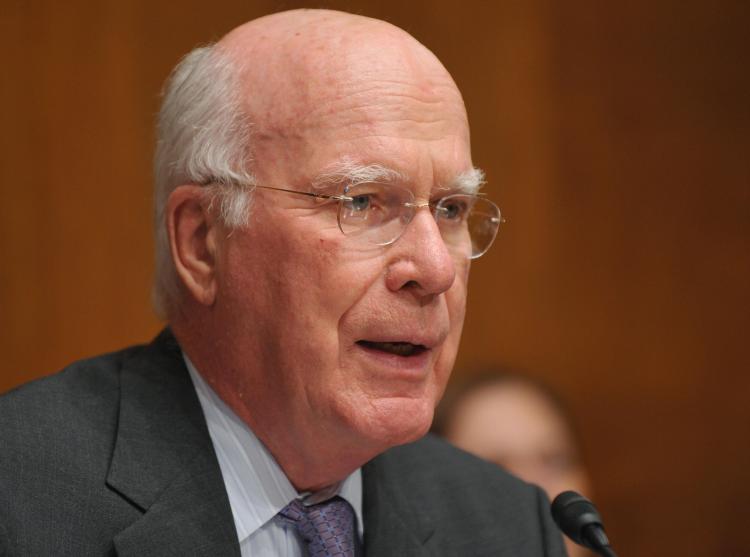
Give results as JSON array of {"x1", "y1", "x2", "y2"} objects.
[{"x1": 255, "y1": 182, "x2": 503, "y2": 259}]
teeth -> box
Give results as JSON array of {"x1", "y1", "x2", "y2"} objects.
[
  {"x1": 358, "y1": 340, "x2": 425, "y2": 356},
  {"x1": 380, "y1": 342, "x2": 416, "y2": 356}
]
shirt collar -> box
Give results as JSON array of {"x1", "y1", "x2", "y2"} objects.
[{"x1": 184, "y1": 354, "x2": 364, "y2": 544}]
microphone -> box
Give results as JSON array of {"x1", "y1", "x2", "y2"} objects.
[{"x1": 550, "y1": 491, "x2": 617, "y2": 557}]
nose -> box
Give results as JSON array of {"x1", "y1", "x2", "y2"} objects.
[{"x1": 384, "y1": 208, "x2": 457, "y2": 299}]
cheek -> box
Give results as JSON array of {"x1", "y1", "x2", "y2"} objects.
[
  {"x1": 313, "y1": 237, "x2": 386, "y2": 321},
  {"x1": 433, "y1": 270, "x2": 469, "y2": 384},
  {"x1": 446, "y1": 266, "x2": 469, "y2": 338},
  {"x1": 225, "y1": 224, "x2": 382, "y2": 363},
  {"x1": 219, "y1": 218, "x2": 340, "y2": 348}
]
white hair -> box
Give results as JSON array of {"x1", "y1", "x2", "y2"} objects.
[
  {"x1": 312, "y1": 159, "x2": 406, "y2": 189},
  {"x1": 313, "y1": 158, "x2": 485, "y2": 195},
  {"x1": 152, "y1": 45, "x2": 255, "y2": 318},
  {"x1": 452, "y1": 167, "x2": 485, "y2": 195}
]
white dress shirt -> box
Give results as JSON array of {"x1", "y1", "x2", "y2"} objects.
[{"x1": 184, "y1": 355, "x2": 364, "y2": 556}]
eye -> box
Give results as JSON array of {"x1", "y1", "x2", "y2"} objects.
[
  {"x1": 350, "y1": 194, "x2": 372, "y2": 212},
  {"x1": 339, "y1": 183, "x2": 415, "y2": 240},
  {"x1": 438, "y1": 197, "x2": 470, "y2": 221},
  {"x1": 344, "y1": 183, "x2": 391, "y2": 215}
]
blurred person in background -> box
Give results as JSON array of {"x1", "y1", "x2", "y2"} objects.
[{"x1": 434, "y1": 372, "x2": 593, "y2": 557}]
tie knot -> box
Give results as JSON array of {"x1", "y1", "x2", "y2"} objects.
[{"x1": 279, "y1": 496, "x2": 358, "y2": 557}]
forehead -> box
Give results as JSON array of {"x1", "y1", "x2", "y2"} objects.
[
  {"x1": 237, "y1": 26, "x2": 472, "y2": 190},
  {"x1": 240, "y1": 21, "x2": 466, "y2": 126},
  {"x1": 252, "y1": 78, "x2": 472, "y2": 192}
]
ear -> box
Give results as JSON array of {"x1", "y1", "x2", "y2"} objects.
[{"x1": 166, "y1": 185, "x2": 221, "y2": 307}]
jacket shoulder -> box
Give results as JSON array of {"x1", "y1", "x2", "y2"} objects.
[
  {"x1": 0, "y1": 345, "x2": 141, "y2": 428},
  {"x1": 0, "y1": 344, "x2": 150, "y2": 467},
  {"x1": 375, "y1": 433, "x2": 534, "y2": 492},
  {"x1": 365, "y1": 434, "x2": 567, "y2": 556},
  {"x1": 0, "y1": 343, "x2": 152, "y2": 556}
]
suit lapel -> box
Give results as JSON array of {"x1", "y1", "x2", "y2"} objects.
[
  {"x1": 361, "y1": 455, "x2": 434, "y2": 557},
  {"x1": 106, "y1": 330, "x2": 240, "y2": 557}
]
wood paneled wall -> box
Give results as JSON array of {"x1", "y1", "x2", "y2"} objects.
[{"x1": 2, "y1": 2, "x2": 748, "y2": 555}]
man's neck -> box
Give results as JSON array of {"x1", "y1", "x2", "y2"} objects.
[{"x1": 173, "y1": 322, "x2": 382, "y2": 491}]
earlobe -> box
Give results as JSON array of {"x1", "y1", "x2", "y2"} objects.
[{"x1": 166, "y1": 185, "x2": 219, "y2": 307}]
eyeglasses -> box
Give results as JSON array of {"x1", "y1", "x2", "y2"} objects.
[{"x1": 255, "y1": 182, "x2": 503, "y2": 259}]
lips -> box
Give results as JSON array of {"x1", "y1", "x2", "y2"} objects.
[{"x1": 356, "y1": 340, "x2": 428, "y2": 357}]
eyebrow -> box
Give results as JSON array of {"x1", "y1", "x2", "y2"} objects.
[
  {"x1": 312, "y1": 159, "x2": 486, "y2": 195},
  {"x1": 447, "y1": 167, "x2": 486, "y2": 195},
  {"x1": 312, "y1": 161, "x2": 406, "y2": 190}
]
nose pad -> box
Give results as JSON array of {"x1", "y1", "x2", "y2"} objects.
[{"x1": 396, "y1": 202, "x2": 439, "y2": 238}]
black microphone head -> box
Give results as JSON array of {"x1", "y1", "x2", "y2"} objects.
[{"x1": 550, "y1": 490, "x2": 606, "y2": 547}]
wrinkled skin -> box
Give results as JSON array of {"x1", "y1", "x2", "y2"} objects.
[{"x1": 169, "y1": 9, "x2": 474, "y2": 490}]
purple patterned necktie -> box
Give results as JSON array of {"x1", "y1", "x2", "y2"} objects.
[{"x1": 279, "y1": 496, "x2": 359, "y2": 557}]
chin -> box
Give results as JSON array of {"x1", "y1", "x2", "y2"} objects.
[{"x1": 351, "y1": 395, "x2": 436, "y2": 450}]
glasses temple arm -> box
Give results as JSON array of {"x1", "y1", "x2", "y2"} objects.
[{"x1": 255, "y1": 184, "x2": 352, "y2": 201}]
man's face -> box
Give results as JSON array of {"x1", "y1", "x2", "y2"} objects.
[{"x1": 212, "y1": 31, "x2": 473, "y2": 459}]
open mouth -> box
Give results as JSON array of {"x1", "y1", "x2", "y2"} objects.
[{"x1": 356, "y1": 340, "x2": 428, "y2": 357}]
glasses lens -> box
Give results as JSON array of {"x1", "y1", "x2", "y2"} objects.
[
  {"x1": 338, "y1": 183, "x2": 414, "y2": 245},
  {"x1": 435, "y1": 194, "x2": 501, "y2": 259}
]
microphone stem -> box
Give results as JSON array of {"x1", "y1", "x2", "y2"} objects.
[{"x1": 583, "y1": 524, "x2": 617, "y2": 557}]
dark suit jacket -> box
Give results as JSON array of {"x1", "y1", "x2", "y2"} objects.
[{"x1": 0, "y1": 330, "x2": 566, "y2": 556}]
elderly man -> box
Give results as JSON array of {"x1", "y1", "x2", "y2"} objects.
[{"x1": 0, "y1": 9, "x2": 565, "y2": 557}]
